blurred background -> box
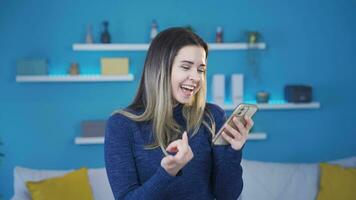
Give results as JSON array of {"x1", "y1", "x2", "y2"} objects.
[{"x1": 1, "y1": 0, "x2": 356, "y2": 199}]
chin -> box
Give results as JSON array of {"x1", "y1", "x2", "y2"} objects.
[
  {"x1": 176, "y1": 99, "x2": 189, "y2": 104},
  {"x1": 173, "y1": 89, "x2": 198, "y2": 105},
  {"x1": 176, "y1": 96, "x2": 194, "y2": 105}
]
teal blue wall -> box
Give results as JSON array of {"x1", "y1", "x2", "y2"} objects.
[{"x1": 1, "y1": 0, "x2": 356, "y2": 198}]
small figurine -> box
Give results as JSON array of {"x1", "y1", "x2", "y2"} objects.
[
  {"x1": 150, "y1": 20, "x2": 158, "y2": 41},
  {"x1": 86, "y1": 24, "x2": 94, "y2": 44},
  {"x1": 215, "y1": 26, "x2": 223, "y2": 43},
  {"x1": 101, "y1": 21, "x2": 111, "y2": 43},
  {"x1": 69, "y1": 62, "x2": 80, "y2": 75}
]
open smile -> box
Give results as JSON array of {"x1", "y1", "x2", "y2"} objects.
[{"x1": 180, "y1": 83, "x2": 197, "y2": 97}]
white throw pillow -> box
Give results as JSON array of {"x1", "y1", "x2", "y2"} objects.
[
  {"x1": 240, "y1": 156, "x2": 356, "y2": 200},
  {"x1": 11, "y1": 166, "x2": 114, "y2": 200},
  {"x1": 88, "y1": 168, "x2": 115, "y2": 200},
  {"x1": 240, "y1": 159, "x2": 319, "y2": 200}
]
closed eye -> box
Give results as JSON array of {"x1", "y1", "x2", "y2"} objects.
[
  {"x1": 181, "y1": 65, "x2": 190, "y2": 70},
  {"x1": 198, "y1": 67, "x2": 206, "y2": 73}
]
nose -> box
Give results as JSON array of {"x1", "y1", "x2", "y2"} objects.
[{"x1": 189, "y1": 70, "x2": 201, "y2": 82}]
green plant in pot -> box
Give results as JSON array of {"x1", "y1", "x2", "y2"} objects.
[
  {"x1": 246, "y1": 31, "x2": 262, "y2": 79},
  {"x1": 247, "y1": 31, "x2": 259, "y2": 45}
]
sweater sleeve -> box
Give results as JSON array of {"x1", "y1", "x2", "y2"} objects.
[
  {"x1": 104, "y1": 113, "x2": 175, "y2": 200},
  {"x1": 209, "y1": 104, "x2": 244, "y2": 200}
]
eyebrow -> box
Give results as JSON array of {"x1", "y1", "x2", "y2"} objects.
[{"x1": 181, "y1": 60, "x2": 206, "y2": 67}]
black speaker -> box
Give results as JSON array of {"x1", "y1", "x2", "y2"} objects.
[{"x1": 284, "y1": 85, "x2": 312, "y2": 103}]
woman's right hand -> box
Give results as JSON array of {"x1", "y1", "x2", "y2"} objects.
[{"x1": 160, "y1": 131, "x2": 194, "y2": 176}]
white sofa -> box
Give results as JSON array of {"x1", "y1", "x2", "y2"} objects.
[{"x1": 12, "y1": 156, "x2": 356, "y2": 200}]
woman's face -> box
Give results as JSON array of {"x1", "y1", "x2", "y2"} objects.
[{"x1": 171, "y1": 45, "x2": 207, "y2": 104}]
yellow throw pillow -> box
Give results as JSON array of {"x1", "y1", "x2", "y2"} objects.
[
  {"x1": 317, "y1": 163, "x2": 356, "y2": 200},
  {"x1": 26, "y1": 168, "x2": 94, "y2": 200}
]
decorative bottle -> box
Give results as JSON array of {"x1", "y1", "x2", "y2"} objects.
[
  {"x1": 216, "y1": 26, "x2": 223, "y2": 43},
  {"x1": 150, "y1": 20, "x2": 158, "y2": 41},
  {"x1": 101, "y1": 21, "x2": 111, "y2": 43},
  {"x1": 86, "y1": 25, "x2": 93, "y2": 44}
]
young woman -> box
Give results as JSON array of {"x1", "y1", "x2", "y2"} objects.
[{"x1": 104, "y1": 27, "x2": 254, "y2": 200}]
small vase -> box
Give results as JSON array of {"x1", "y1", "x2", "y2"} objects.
[
  {"x1": 256, "y1": 91, "x2": 269, "y2": 103},
  {"x1": 69, "y1": 62, "x2": 80, "y2": 75}
]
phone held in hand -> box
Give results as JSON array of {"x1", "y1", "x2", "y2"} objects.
[{"x1": 212, "y1": 103, "x2": 258, "y2": 145}]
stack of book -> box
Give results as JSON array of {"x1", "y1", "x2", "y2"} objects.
[{"x1": 101, "y1": 57, "x2": 129, "y2": 75}]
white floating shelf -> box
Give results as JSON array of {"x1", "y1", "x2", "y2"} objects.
[
  {"x1": 73, "y1": 43, "x2": 149, "y2": 51},
  {"x1": 208, "y1": 43, "x2": 266, "y2": 50},
  {"x1": 75, "y1": 137, "x2": 104, "y2": 145},
  {"x1": 248, "y1": 132, "x2": 267, "y2": 140},
  {"x1": 16, "y1": 74, "x2": 134, "y2": 82},
  {"x1": 220, "y1": 102, "x2": 320, "y2": 111},
  {"x1": 72, "y1": 43, "x2": 266, "y2": 51},
  {"x1": 75, "y1": 133, "x2": 266, "y2": 145}
]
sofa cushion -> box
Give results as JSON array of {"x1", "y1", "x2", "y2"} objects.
[
  {"x1": 26, "y1": 168, "x2": 94, "y2": 200},
  {"x1": 11, "y1": 167, "x2": 114, "y2": 200},
  {"x1": 316, "y1": 163, "x2": 356, "y2": 200}
]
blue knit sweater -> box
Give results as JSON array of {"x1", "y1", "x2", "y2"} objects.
[{"x1": 104, "y1": 103, "x2": 243, "y2": 200}]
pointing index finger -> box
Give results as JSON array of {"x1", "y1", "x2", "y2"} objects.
[{"x1": 182, "y1": 131, "x2": 188, "y2": 144}]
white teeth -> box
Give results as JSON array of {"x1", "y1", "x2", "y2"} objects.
[{"x1": 181, "y1": 84, "x2": 195, "y2": 91}]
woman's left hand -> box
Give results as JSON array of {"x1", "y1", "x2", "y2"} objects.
[{"x1": 221, "y1": 115, "x2": 254, "y2": 151}]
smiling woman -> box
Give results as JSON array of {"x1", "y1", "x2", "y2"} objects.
[
  {"x1": 116, "y1": 28, "x2": 210, "y2": 152},
  {"x1": 104, "y1": 27, "x2": 253, "y2": 200}
]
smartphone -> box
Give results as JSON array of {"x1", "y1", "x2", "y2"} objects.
[{"x1": 212, "y1": 103, "x2": 258, "y2": 145}]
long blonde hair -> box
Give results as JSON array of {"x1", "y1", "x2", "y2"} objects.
[{"x1": 116, "y1": 27, "x2": 215, "y2": 155}]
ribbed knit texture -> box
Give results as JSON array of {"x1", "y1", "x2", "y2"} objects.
[{"x1": 104, "y1": 103, "x2": 243, "y2": 200}]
